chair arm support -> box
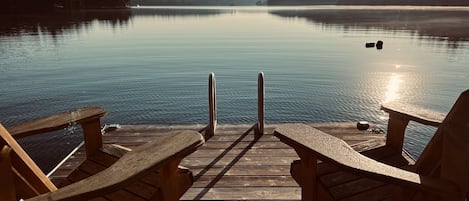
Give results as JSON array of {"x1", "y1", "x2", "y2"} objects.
[
  {"x1": 274, "y1": 124, "x2": 463, "y2": 199},
  {"x1": 26, "y1": 130, "x2": 205, "y2": 201},
  {"x1": 381, "y1": 103, "x2": 446, "y2": 153},
  {"x1": 381, "y1": 103, "x2": 445, "y2": 127},
  {"x1": 7, "y1": 107, "x2": 107, "y2": 139}
]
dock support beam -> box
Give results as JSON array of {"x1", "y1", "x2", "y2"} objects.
[
  {"x1": 257, "y1": 72, "x2": 264, "y2": 135},
  {"x1": 208, "y1": 72, "x2": 217, "y2": 138}
]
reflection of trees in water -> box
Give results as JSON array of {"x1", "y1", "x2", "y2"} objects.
[
  {"x1": 0, "y1": 10, "x2": 132, "y2": 39},
  {"x1": 0, "y1": 8, "x2": 230, "y2": 40},
  {"x1": 270, "y1": 9, "x2": 469, "y2": 49},
  {"x1": 267, "y1": 0, "x2": 469, "y2": 6},
  {"x1": 3, "y1": 0, "x2": 128, "y2": 11},
  {"x1": 131, "y1": 0, "x2": 262, "y2": 6},
  {"x1": 2, "y1": 8, "x2": 469, "y2": 49}
]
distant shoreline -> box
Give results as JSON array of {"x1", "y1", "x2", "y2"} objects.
[
  {"x1": 129, "y1": 0, "x2": 469, "y2": 6},
  {"x1": 2, "y1": 0, "x2": 469, "y2": 13},
  {"x1": 268, "y1": 0, "x2": 469, "y2": 6},
  {"x1": 2, "y1": 0, "x2": 129, "y2": 12}
]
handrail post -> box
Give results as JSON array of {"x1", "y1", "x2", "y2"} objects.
[
  {"x1": 257, "y1": 72, "x2": 264, "y2": 135},
  {"x1": 208, "y1": 72, "x2": 217, "y2": 138}
]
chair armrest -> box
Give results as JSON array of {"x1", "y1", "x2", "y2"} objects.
[
  {"x1": 381, "y1": 103, "x2": 446, "y2": 152},
  {"x1": 274, "y1": 124, "x2": 462, "y2": 198},
  {"x1": 381, "y1": 103, "x2": 445, "y2": 127},
  {"x1": 26, "y1": 130, "x2": 205, "y2": 201},
  {"x1": 7, "y1": 107, "x2": 106, "y2": 139}
]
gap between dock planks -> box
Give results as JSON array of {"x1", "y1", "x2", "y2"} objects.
[{"x1": 48, "y1": 123, "x2": 386, "y2": 200}]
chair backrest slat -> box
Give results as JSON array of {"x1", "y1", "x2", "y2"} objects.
[
  {"x1": 415, "y1": 90, "x2": 469, "y2": 195},
  {"x1": 0, "y1": 124, "x2": 57, "y2": 199},
  {"x1": 0, "y1": 146, "x2": 16, "y2": 201}
]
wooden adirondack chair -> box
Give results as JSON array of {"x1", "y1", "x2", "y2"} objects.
[
  {"x1": 0, "y1": 107, "x2": 204, "y2": 201},
  {"x1": 274, "y1": 90, "x2": 469, "y2": 201}
]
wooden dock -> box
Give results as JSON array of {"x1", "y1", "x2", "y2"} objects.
[
  {"x1": 7, "y1": 73, "x2": 461, "y2": 200},
  {"x1": 48, "y1": 122, "x2": 389, "y2": 200}
]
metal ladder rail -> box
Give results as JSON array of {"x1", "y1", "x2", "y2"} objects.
[
  {"x1": 207, "y1": 72, "x2": 217, "y2": 138},
  {"x1": 206, "y1": 72, "x2": 264, "y2": 137},
  {"x1": 257, "y1": 72, "x2": 264, "y2": 135}
]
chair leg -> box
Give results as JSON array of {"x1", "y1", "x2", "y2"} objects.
[
  {"x1": 292, "y1": 149, "x2": 318, "y2": 201},
  {"x1": 176, "y1": 166, "x2": 194, "y2": 197},
  {"x1": 386, "y1": 114, "x2": 409, "y2": 153},
  {"x1": 154, "y1": 158, "x2": 193, "y2": 201}
]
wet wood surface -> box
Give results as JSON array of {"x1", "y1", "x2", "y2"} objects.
[{"x1": 49, "y1": 122, "x2": 389, "y2": 200}]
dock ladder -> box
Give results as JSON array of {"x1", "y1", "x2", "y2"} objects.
[{"x1": 206, "y1": 72, "x2": 264, "y2": 138}]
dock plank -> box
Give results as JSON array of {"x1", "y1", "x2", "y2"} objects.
[
  {"x1": 191, "y1": 175, "x2": 297, "y2": 187},
  {"x1": 182, "y1": 187, "x2": 302, "y2": 200},
  {"x1": 189, "y1": 165, "x2": 292, "y2": 176}
]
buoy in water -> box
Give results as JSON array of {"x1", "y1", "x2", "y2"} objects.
[
  {"x1": 356, "y1": 121, "x2": 370, "y2": 130},
  {"x1": 376, "y1": 40, "x2": 383, "y2": 49},
  {"x1": 365, "y1": 43, "x2": 375, "y2": 48}
]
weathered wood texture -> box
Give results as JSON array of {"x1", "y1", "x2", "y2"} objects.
[
  {"x1": 381, "y1": 103, "x2": 445, "y2": 153},
  {"x1": 413, "y1": 90, "x2": 469, "y2": 200},
  {"x1": 382, "y1": 90, "x2": 469, "y2": 200},
  {"x1": 7, "y1": 106, "x2": 107, "y2": 157},
  {"x1": 27, "y1": 130, "x2": 204, "y2": 201},
  {"x1": 49, "y1": 122, "x2": 391, "y2": 200},
  {"x1": 0, "y1": 146, "x2": 16, "y2": 201},
  {"x1": 2, "y1": 106, "x2": 205, "y2": 201},
  {"x1": 0, "y1": 124, "x2": 58, "y2": 199},
  {"x1": 275, "y1": 90, "x2": 469, "y2": 201},
  {"x1": 0, "y1": 107, "x2": 107, "y2": 200},
  {"x1": 275, "y1": 124, "x2": 460, "y2": 201},
  {"x1": 7, "y1": 107, "x2": 106, "y2": 139}
]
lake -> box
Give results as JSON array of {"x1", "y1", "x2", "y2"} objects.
[{"x1": 1, "y1": 6, "x2": 469, "y2": 172}]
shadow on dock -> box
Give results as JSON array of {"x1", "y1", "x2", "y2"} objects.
[{"x1": 193, "y1": 125, "x2": 257, "y2": 199}]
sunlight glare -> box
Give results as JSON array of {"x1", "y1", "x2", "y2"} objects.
[{"x1": 383, "y1": 73, "x2": 402, "y2": 104}]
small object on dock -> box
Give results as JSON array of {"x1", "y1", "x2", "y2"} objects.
[
  {"x1": 102, "y1": 124, "x2": 121, "y2": 133},
  {"x1": 365, "y1": 43, "x2": 375, "y2": 48},
  {"x1": 376, "y1": 40, "x2": 383, "y2": 49},
  {"x1": 368, "y1": 127, "x2": 385, "y2": 134},
  {"x1": 356, "y1": 121, "x2": 370, "y2": 130}
]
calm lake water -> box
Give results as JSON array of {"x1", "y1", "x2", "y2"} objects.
[{"x1": 1, "y1": 6, "x2": 469, "y2": 172}]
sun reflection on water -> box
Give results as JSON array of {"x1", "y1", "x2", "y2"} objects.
[
  {"x1": 379, "y1": 72, "x2": 403, "y2": 121},
  {"x1": 383, "y1": 73, "x2": 402, "y2": 104}
]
